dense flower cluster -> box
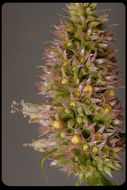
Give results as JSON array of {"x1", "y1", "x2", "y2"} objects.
[{"x1": 11, "y1": 3, "x2": 125, "y2": 186}]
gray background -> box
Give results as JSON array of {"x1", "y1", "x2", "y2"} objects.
[{"x1": 2, "y1": 3, "x2": 125, "y2": 186}]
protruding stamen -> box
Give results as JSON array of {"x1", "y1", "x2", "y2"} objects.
[{"x1": 11, "y1": 100, "x2": 23, "y2": 113}]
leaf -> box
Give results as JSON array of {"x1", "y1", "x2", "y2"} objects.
[
  {"x1": 36, "y1": 65, "x2": 44, "y2": 68},
  {"x1": 103, "y1": 166, "x2": 112, "y2": 177},
  {"x1": 84, "y1": 152, "x2": 92, "y2": 162},
  {"x1": 119, "y1": 132, "x2": 126, "y2": 139},
  {"x1": 86, "y1": 170, "x2": 117, "y2": 186},
  {"x1": 76, "y1": 173, "x2": 85, "y2": 186},
  {"x1": 78, "y1": 68, "x2": 87, "y2": 79},
  {"x1": 55, "y1": 86, "x2": 70, "y2": 98},
  {"x1": 73, "y1": 148, "x2": 81, "y2": 156},
  {"x1": 117, "y1": 85, "x2": 125, "y2": 88},
  {"x1": 60, "y1": 113, "x2": 74, "y2": 122},
  {"x1": 83, "y1": 105, "x2": 91, "y2": 115},
  {"x1": 82, "y1": 129, "x2": 91, "y2": 138},
  {"x1": 91, "y1": 71, "x2": 100, "y2": 80},
  {"x1": 40, "y1": 149, "x2": 57, "y2": 182},
  {"x1": 93, "y1": 113, "x2": 112, "y2": 124}
]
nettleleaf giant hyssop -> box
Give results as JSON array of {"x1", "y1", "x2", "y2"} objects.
[{"x1": 11, "y1": 3, "x2": 125, "y2": 186}]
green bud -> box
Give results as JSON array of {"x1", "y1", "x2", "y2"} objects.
[
  {"x1": 64, "y1": 108, "x2": 70, "y2": 114},
  {"x1": 73, "y1": 91, "x2": 81, "y2": 98},
  {"x1": 78, "y1": 56, "x2": 84, "y2": 63},
  {"x1": 66, "y1": 41, "x2": 73, "y2": 48},
  {"x1": 50, "y1": 83, "x2": 55, "y2": 89},
  {"x1": 84, "y1": 65, "x2": 89, "y2": 72},
  {"x1": 102, "y1": 145, "x2": 109, "y2": 155},
  {"x1": 95, "y1": 132, "x2": 103, "y2": 140},
  {"x1": 60, "y1": 132, "x2": 66, "y2": 138},
  {"x1": 79, "y1": 165, "x2": 83, "y2": 170},
  {"x1": 61, "y1": 78, "x2": 68, "y2": 85},
  {"x1": 77, "y1": 106, "x2": 83, "y2": 114},
  {"x1": 92, "y1": 160, "x2": 97, "y2": 166},
  {"x1": 79, "y1": 113, "x2": 84, "y2": 117},
  {"x1": 78, "y1": 68, "x2": 86, "y2": 79},
  {"x1": 85, "y1": 42, "x2": 94, "y2": 50},
  {"x1": 82, "y1": 115, "x2": 88, "y2": 123},
  {"x1": 68, "y1": 119, "x2": 75, "y2": 127},
  {"x1": 76, "y1": 116, "x2": 83, "y2": 124},
  {"x1": 109, "y1": 149, "x2": 115, "y2": 156},
  {"x1": 84, "y1": 98, "x2": 91, "y2": 105},
  {"x1": 72, "y1": 66, "x2": 77, "y2": 72},
  {"x1": 84, "y1": 35, "x2": 90, "y2": 41},
  {"x1": 75, "y1": 156, "x2": 79, "y2": 162},
  {"x1": 91, "y1": 145, "x2": 99, "y2": 154},
  {"x1": 73, "y1": 40, "x2": 80, "y2": 47},
  {"x1": 69, "y1": 101, "x2": 77, "y2": 108},
  {"x1": 82, "y1": 143, "x2": 89, "y2": 151},
  {"x1": 62, "y1": 60, "x2": 69, "y2": 66},
  {"x1": 90, "y1": 106, "x2": 96, "y2": 113}
]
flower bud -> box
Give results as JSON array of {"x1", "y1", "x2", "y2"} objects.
[
  {"x1": 76, "y1": 116, "x2": 83, "y2": 124},
  {"x1": 72, "y1": 66, "x2": 77, "y2": 72},
  {"x1": 71, "y1": 135, "x2": 82, "y2": 144},
  {"x1": 103, "y1": 104, "x2": 112, "y2": 113},
  {"x1": 64, "y1": 108, "x2": 70, "y2": 113},
  {"x1": 95, "y1": 133, "x2": 103, "y2": 140},
  {"x1": 68, "y1": 119, "x2": 75, "y2": 127},
  {"x1": 83, "y1": 85, "x2": 93, "y2": 93},
  {"x1": 62, "y1": 60, "x2": 69, "y2": 66},
  {"x1": 73, "y1": 91, "x2": 81, "y2": 98},
  {"x1": 77, "y1": 106, "x2": 83, "y2": 114},
  {"x1": 61, "y1": 78, "x2": 68, "y2": 85},
  {"x1": 69, "y1": 101, "x2": 77, "y2": 108},
  {"x1": 78, "y1": 56, "x2": 84, "y2": 63},
  {"x1": 73, "y1": 40, "x2": 80, "y2": 47},
  {"x1": 102, "y1": 145, "x2": 109, "y2": 155},
  {"x1": 84, "y1": 35, "x2": 90, "y2": 41},
  {"x1": 79, "y1": 113, "x2": 84, "y2": 117},
  {"x1": 82, "y1": 116, "x2": 88, "y2": 123},
  {"x1": 90, "y1": 106, "x2": 96, "y2": 113},
  {"x1": 66, "y1": 41, "x2": 73, "y2": 48},
  {"x1": 105, "y1": 89, "x2": 116, "y2": 98},
  {"x1": 53, "y1": 120, "x2": 63, "y2": 129},
  {"x1": 84, "y1": 98, "x2": 91, "y2": 105},
  {"x1": 91, "y1": 145, "x2": 99, "y2": 154},
  {"x1": 82, "y1": 143, "x2": 89, "y2": 151},
  {"x1": 60, "y1": 132, "x2": 66, "y2": 138}
]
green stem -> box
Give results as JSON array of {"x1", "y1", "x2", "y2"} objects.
[{"x1": 40, "y1": 148, "x2": 58, "y2": 182}]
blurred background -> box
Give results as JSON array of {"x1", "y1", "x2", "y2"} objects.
[{"x1": 2, "y1": 3, "x2": 125, "y2": 186}]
